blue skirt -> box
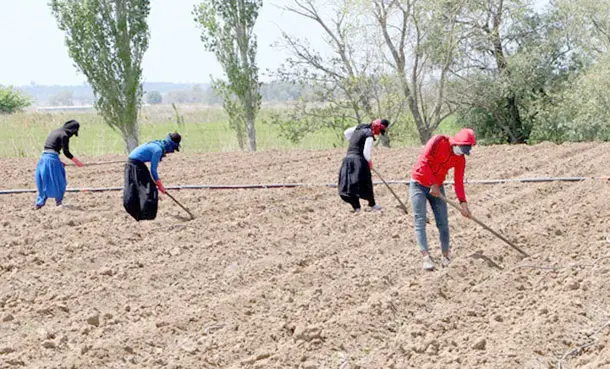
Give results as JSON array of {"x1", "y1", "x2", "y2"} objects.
[{"x1": 35, "y1": 152, "x2": 67, "y2": 205}]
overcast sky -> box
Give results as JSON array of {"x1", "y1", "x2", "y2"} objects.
[
  {"x1": 0, "y1": 0, "x2": 329, "y2": 86},
  {"x1": 0, "y1": 0, "x2": 549, "y2": 87}
]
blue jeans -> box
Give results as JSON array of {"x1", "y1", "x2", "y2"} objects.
[{"x1": 410, "y1": 181, "x2": 450, "y2": 254}]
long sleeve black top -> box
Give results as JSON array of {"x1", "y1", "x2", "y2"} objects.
[{"x1": 43, "y1": 120, "x2": 80, "y2": 159}]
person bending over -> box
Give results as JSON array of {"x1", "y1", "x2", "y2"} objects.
[
  {"x1": 410, "y1": 128, "x2": 476, "y2": 270},
  {"x1": 34, "y1": 120, "x2": 84, "y2": 209},
  {"x1": 338, "y1": 119, "x2": 389, "y2": 212},
  {"x1": 123, "y1": 132, "x2": 181, "y2": 221}
]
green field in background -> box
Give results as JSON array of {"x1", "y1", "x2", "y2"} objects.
[{"x1": 0, "y1": 106, "x2": 461, "y2": 157}]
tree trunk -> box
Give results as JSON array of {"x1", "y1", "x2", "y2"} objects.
[
  {"x1": 236, "y1": 0, "x2": 257, "y2": 152},
  {"x1": 121, "y1": 120, "x2": 139, "y2": 152},
  {"x1": 123, "y1": 130, "x2": 139, "y2": 153},
  {"x1": 415, "y1": 123, "x2": 433, "y2": 144},
  {"x1": 235, "y1": 120, "x2": 245, "y2": 150},
  {"x1": 506, "y1": 95, "x2": 525, "y2": 143},
  {"x1": 245, "y1": 111, "x2": 256, "y2": 152},
  {"x1": 409, "y1": 95, "x2": 432, "y2": 144},
  {"x1": 490, "y1": 2, "x2": 525, "y2": 144},
  {"x1": 394, "y1": 67, "x2": 431, "y2": 145}
]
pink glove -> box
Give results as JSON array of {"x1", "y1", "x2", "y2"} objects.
[
  {"x1": 71, "y1": 157, "x2": 84, "y2": 167},
  {"x1": 155, "y1": 179, "x2": 166, "y2": 194}
]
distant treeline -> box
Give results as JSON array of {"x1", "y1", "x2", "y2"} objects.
[{"x1": 15, "y1": 81, "x2": 304, "y2": 107}]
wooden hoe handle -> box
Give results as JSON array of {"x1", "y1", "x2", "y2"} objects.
[{"x1": 441, "y1": 195, "x2": 529, "y2": 257}]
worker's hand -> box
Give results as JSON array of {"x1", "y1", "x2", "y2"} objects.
[
  {"x1": 368, "y1": 160, "x2": 373, "y2": 170},
  {"x1": 71, "y1": 157, "x2": 85, "y2": 167},
  {"x1": 155, "y1": 179, "x2": 166, "y2": 194},
  {"x1": 61, "y1": 161, "x2": 66, "y2": 167},
  {"x1": 460, "y1": 202, "x2": 471, "y2": 218},
  {"x1": 430, "y1": 184, "x2": 441, "y2": 198}
]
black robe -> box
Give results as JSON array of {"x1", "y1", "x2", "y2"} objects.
[
  {"x1": 123, "y1": 159, "x2": 158, "y2": 221},
  {"x1": 338, "y1": 125, "x2": 374, "y2": 202}
]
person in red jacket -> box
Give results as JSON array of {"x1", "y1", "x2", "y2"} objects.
[{"x1": 410, "y1": 128, "x2": 476, "y2": 270}]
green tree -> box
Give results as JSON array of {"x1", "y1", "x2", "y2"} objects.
[
  {"x1": 449, "y1": 0, "x2": 533, "y2": 143},
  {"x1": 273, "y1": 0, "x2": 409, "y2": 146},
  {"x1": 50, "y1": 0, "x2": 151, "y2": 152},
  {"x1": 530, "y1": 59, "x2": 610, "y2": 143},
  {"x1": 528, "y1": 1, "x2": 610, "y2": 143},
  {"x1": 554, "y1": 0, "x2": 610, "y2": 56},
  {"x1": 447, "y1": 0, "x2": 598, "y2": 144},
  {"x1": 0, "y1": 86, "x2": 31, "y2": 114},
  {"x1": 276, "y1": 0, "x2": 461, "y2": 145},
  {"x1": 194, "y1": 0, "x2": 262, "y2": 152},
  {"x1": 368, "y1": 0, "x2": 463, "y2": 144},
  {"x1": 146, "y1": 90, "x2": 163, "y2": 105}
]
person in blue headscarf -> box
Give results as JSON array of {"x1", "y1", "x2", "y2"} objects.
[
  {"x1": 34, "y1": 120, "x2": 85, "y2": 209},
  {"x1": 123, "y1": 132, "x2": 182, "y2": 221}
]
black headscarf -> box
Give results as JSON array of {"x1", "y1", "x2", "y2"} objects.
[{"x1": 63, "y1": 120, "x2": 80, "y2": 137}]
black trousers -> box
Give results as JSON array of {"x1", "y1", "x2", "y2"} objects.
[
  {"x1": 123, "y1": 159, "x2": 158, "y2": 221},
  {"x1": 340, "y1": 195, "x2": 376, "y2": 210}
]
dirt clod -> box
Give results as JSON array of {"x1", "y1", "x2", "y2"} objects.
[
  {"x1": 86, "y1": 314, "x2": 100, "y2": 327},
  {"x1": 472, "y1": 339, "x2": 487, "y2": 350}
]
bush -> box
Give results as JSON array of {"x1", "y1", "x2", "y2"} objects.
[
  {"x1": 530, "y1": 57, "x2": 610, "y2": 143},
  {"x1": 0, "y1": 86, "x2": 31, "y2": 114}
]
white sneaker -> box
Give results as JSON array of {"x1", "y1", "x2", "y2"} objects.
[
  {"x1": 370, "y1": 204, "x2": 382, "y2": 211},
  {"x1": 440, "y1": 255, "x2": 451, "y2": 268},
  {"x1": 423, "y1": 255, "x2": 436, "y2": 271},
  {"x1": 353, "y1": 208, "x2": 361, "y2": 213}
]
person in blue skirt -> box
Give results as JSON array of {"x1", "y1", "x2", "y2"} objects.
[
  {"x1": 34, "y1": 120, "x2": 84, "y2": 209},
  {"x1": 123, "y1": 132, "x2": 181, "y2": 221}
]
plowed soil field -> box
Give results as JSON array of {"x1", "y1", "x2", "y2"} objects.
[{"x1": 1, "y1": 142, "x2": 609, "y2": 369}]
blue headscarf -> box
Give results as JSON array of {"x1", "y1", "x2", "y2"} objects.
[
  {"x1": 150, "y1": 133, "x2": 181, "y2": 158},
  {"x1": 162, "y1": 134, "x2": 180, "y2": 153}
]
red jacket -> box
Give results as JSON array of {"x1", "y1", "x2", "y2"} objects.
[{"x1": 411, "y1": 135, "x2": 467, "y2": 202}]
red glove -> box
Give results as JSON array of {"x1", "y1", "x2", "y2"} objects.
[
  {"x1": 71, "y1": 157, "x2": 84, "y2": 167},
  {"x1": 155, "y1": 179, "x2": 166, "y2": 194},
  {"x1": 368, "y1": 161, "x2": 373, "y2": 170}
]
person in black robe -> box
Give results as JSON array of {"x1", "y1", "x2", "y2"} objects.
[{"x1": 338, "y1": 119, "x2": 389, "y2": 212}]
